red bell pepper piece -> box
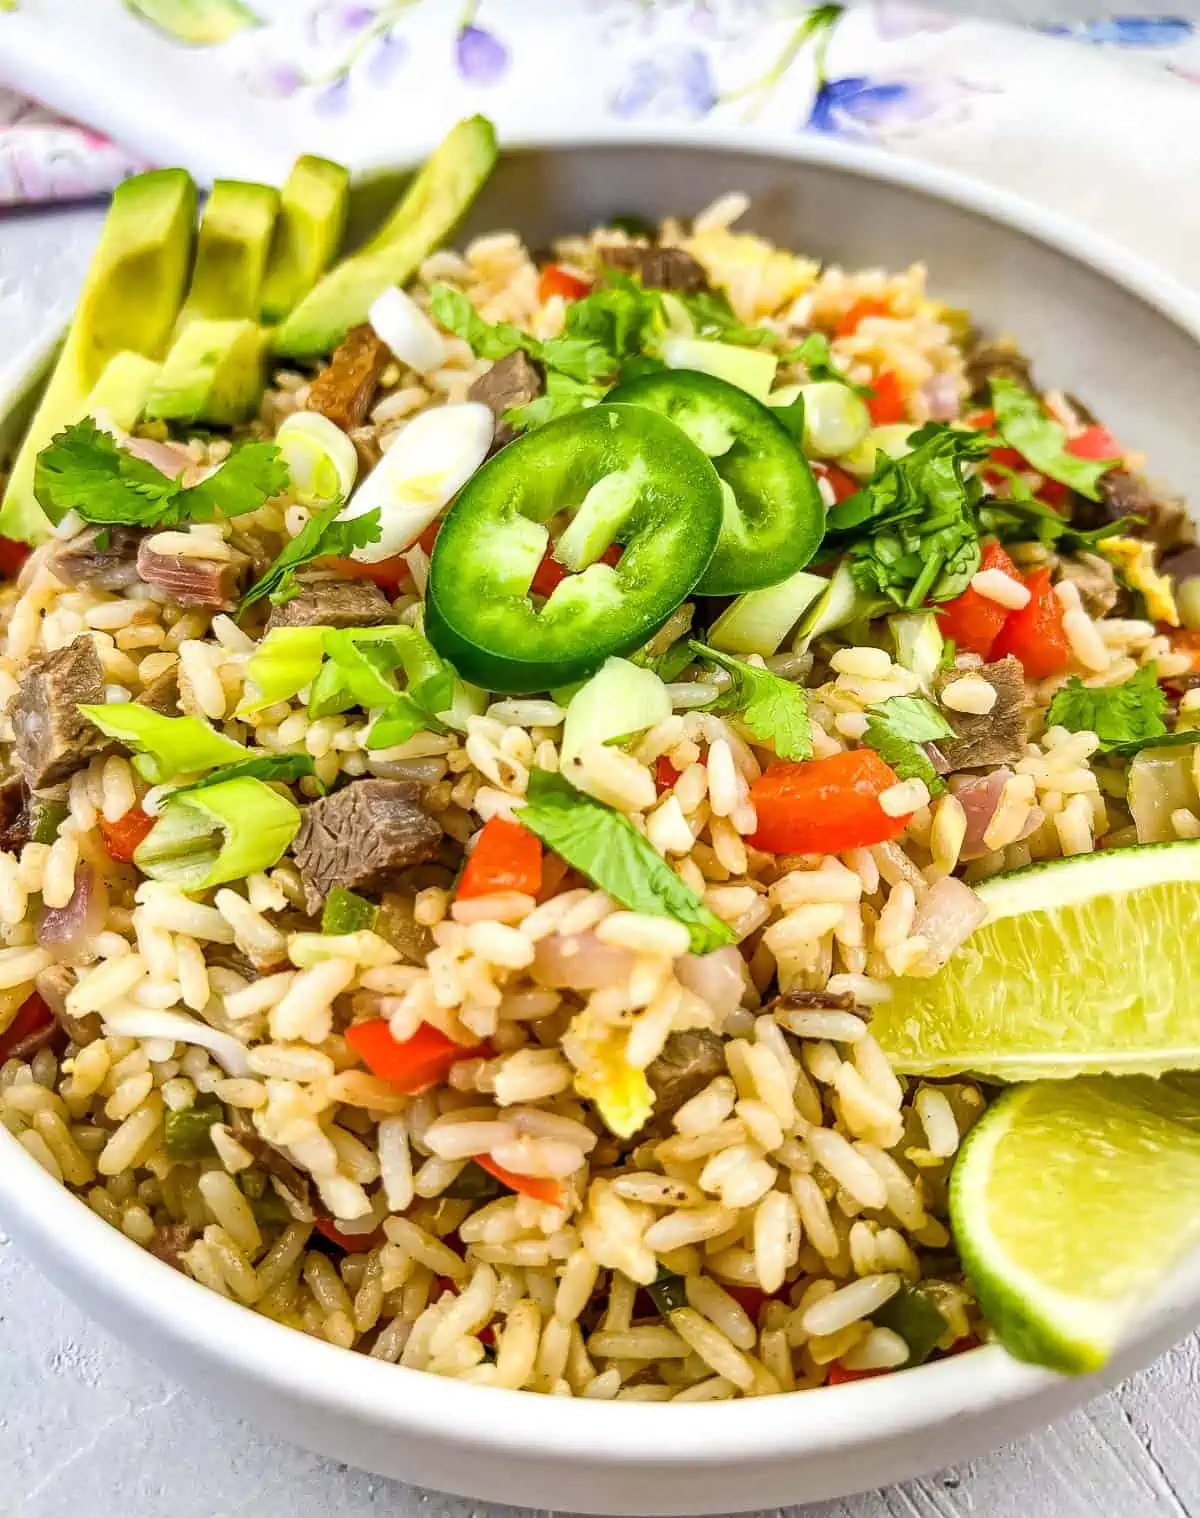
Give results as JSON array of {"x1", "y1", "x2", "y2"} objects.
[
  {"x1": 1065, "y1": 424, "x2": 1121, "y2": 462},
  {"x1": 346, "y1": 1019, "x2": 487, "y2": 1094},
  {"x1": 538, "y1": 265, "x2": 591, "y2": 303},
  {"x1": 865, "y1": 370, "x2": 907, "y2": 426},
  {"x1": 457, "y1": 816, "x2": 543, "y2": 900},
  {"x1": 476, "y1": 1154, "x2": 564, "y2": 1207},
  {"x1": 990, "y1": 567, "x2": 1071, "y2": 679},
  {"x1": 321, "y1": 554, "x2": 411, "y2": 592},
  {"x1": 835, "y1": 297, "x2": 891, "y2": 339},
  {"x1": 654, "y1": 755, "x2": 681, "y2": 794},
  {"x1": 935, "y1": 541, "x2": 1022, "y2": 658},
  {"x1": 98, "y1": 807, "x2": 156, "y2": 863},
  {"x1": 826, "y1": 1361, "x2": 889, "y2": 1385},
  {"x1": 0, "y1": 993, "x2": 54, "y2": 1064},
  {"x1": 812, "y1": 462, "x2": 860, "y2": 505},
  {"x1": 0, "y1": 537, "x2": 30, "y2": 579},
  {"x1": 313, "y1": 1217, "x2": 383, "y2": 1254},
  {"x1": 750, "y1": 750, "x2": 910, "y2": 855},
  {"x1": 530, "y1": 541, "x2": 622, "y2": 599}
]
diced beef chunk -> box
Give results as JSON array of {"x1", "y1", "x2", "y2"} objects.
[
  {"x1": 596, "y1": 244, "x2": 709, "y2": 294},
  {"x1": 265, "y1": 577, "x2": 395, "y2": 632},
  {"x1": 11, "y1": 636, "x2": 108, "y2": 790},
  {"x1": 137, "y1": 539, "x2": 250, "y2": 610},
  {"x1": 305, "y1": 324, "x2": 391, "y2": 431},
  {"x1": 1072, "y1": 469, "x2": 1192, "y2": 554},
  {"x1": 771, "y1": 989, "x2": 857, "y2": 1013},
  {"x1": 149, "y1": 1223, "x2": 195, "y2": 1270},
  {"x1": 644, "y1": 1029, "x2": 726, "y2": 1124},
  {"x1": 1161, "y1": 545, "x2": 1200, "y2": 587},
  {"x1": 0, "y1": 778, "x2": 28, "y2": 854},
  {"x1": 965, "y1": 337, "x2": 1034, "y2": 403},
  {"x1": 48, "y1": 525, "x2": 144, "y2": 591},
  {"x1": 235, "y1": 1126, "x2": 312, "y2": 1215},
  {"x1": 935, "y1": 655, "x2": 1027, "y2": 770},
  {"x1": 35, "y1": 963, "x2": 100, "y2": 1047},
  {"x1": 1056, "y1": 552, "x2": 1119, "y2": 618},
  {"x1": 467, "y1": 349, "x2": 543, "y2": 449},
  {"x1": 136, "y1": 666, "x2": 180, "y2": 716},
  {"x1": 292, "y1": 779, "x2": 443, "y2": 914}
]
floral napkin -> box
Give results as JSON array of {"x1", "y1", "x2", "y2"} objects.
[{"x1": 0, "y1": 3, "x2": 1198, "y2": 290}]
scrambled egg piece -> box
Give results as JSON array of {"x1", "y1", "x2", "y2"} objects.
[
  {"x1": 565, "y1": 1009, "x2": 653, "y2": 1139},
  {"x1": 684, "y1": 229, "x2": 819, "y2": 324},
  {"x1": 1100, "y1": 537, "x2": 1179, "y2": 626}
]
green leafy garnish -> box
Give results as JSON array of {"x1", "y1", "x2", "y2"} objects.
[
  {"x1": 237, "y1": 500, "x2": 382, "y2": 613},
  {"x1": 304, "y1": 624, "x2": 455, "y2": 748},
  {"x1": 862, "y1": 695, "x2": 955, "y2": 795},
  {"x1": 34, "y1": 417, "x2": 288, "y2": 528},
  {"x1": 321, "y1": 887, "x2": 378, "y2": 935},
  {"x1": 688, "y1": 640, "x2": 812, "y2": 761},
  {"x1": 133, "y1": 776, "x2": 301, "y2": 891},
  {"x1": 990, "y1": 378, "x2": 1119, "y2": 502},
  {"x1": 1045, "y1": 664, "x2": 1168, "y2": 753},
  {"x1": 237, "y1": 626, "x2": 328, "y2": 716},
  {"x1": 672, "y1": 288, "x2": 776, "y2": 349},
  {"x1": 872, "y1": 1283, "x2": 950, "y2": 1367},
  {"x1": 647, "y1": 1265, "x2": 688, "y2": 1319},
  {"x1": 518, "y1": 769, "x2": 734, "y2": 955},
  {"x1": 784, "y1": 332, "x2": 873, "y2": 398},
  {"x1": 77, "y1": 703, "x2": 246, "y2": 785},
  {"x1": 169, "y1": 752, "x2": 317, "y2": 800},
  {"x1": 981, "y1": 481, "x2": 1131, "y2": 552},
  {"x1": 164, "y1": 1099, "x2": 224, "y2": 1162},
  {"x1": 635, "y1": 639, "x2": 696, "y2": 684},
  {"x1": 427, "y1": 284, "x2": 534, "y2": 362},
  {"x1": 827, "y1": 423, "x2": 991, "y2": 608},
  {"x1": 504, "y1": 371, "x2": 607, "y2": 434}
]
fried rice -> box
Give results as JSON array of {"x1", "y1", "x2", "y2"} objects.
[{"x1": 0, "y1": 191, "x2": 1193, "y2": 1404}]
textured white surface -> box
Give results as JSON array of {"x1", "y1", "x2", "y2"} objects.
[{"x1": 3, "y1": 116, "x2": 1200, "y2": 1515}]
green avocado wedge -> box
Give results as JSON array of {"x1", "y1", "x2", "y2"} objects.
[
  {"x1": 146, "y1": 319, "x2": 269, "y2": 426},
  {"x1": 84, "y1": 351, "x2": 161, "y2": 432},
  {"x1": 177, "y1": 179, "x2": 280, "y2": 327},
  {"x1": 272, "y1": 115, "x2": 498, "y2": 360},
  {"x1": 0, "y1": 168, "x2": 196, "y2": 544},
  {"x1": 260, "y1": 156, "x2": 351, "y2": 324},
  {"x1": 123, "y1": 0, "x2": 263, "y2": 45}
]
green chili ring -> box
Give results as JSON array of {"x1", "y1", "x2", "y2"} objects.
[
  {"x1": 606, "y1": 369, "x2": 825, "y2": 595},
  {"x1": 425, "y1": 404, "x2": 723, "y2": 693}
]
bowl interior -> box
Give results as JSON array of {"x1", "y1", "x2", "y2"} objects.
[{"x1": 1, "y1": 135, "x2": 1199, "y2": 1514}]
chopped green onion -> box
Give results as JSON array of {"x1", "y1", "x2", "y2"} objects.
[
  {"x1": 238, "y1": 626, "x2": 329, "y2": 717},
  {"x1": 560, "y1": 657, "x2": 671, "y2": 766},
  {"x1": 163, "y1": 1098, "x2": 223, "y2": 1161},
  {"x1": 871, "y1": 1282, "x2": 950, "y2": 1366},
  {"x1": 321, "y1": 887, "x2": 379, "y2": 935},
  {"x1": 169, "y1": 752, "x2": 317, "y2": 800},
  {"x1": 29, "y1": 799, "x2": 68, "y2": 845},
  {"x1": 443, "y1": 1161, "x2": 506, "y2": 1202},
  {"x1": 78, "y1": 703, "x2": 246, "y2": 784},
  {"x1": 133, "y1": 776, "x2": 301, "y2": 891},
  {"x1": 660, "y1": 337, "x2": 778, "y2": 401},
  {"x1": 798, "y1": 381, "x2": 872, "y2": 458},
  {"x1": 647, "y1": 1266, "x2": 688, "y2": 1318},
  {"x1": 274, "y1": 411, "x2": 358, "y2": 505}
]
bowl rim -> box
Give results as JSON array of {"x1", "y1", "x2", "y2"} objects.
[{"x1": 0, "y1": 123, "x2": 1197, "y2": 1470}]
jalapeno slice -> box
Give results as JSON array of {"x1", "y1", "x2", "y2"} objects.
[
  {"x1": 425, "y1": 404, "x2": 723, "y2": 693},
  {"x1": 606, "y1": 369, "x2": 825, "y2": 595}
]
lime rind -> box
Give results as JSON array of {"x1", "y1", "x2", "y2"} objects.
[{"x1": 951, "y1": 1078, "x2": 1200, "y2": 1373}]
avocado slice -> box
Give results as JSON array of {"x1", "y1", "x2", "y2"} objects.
[
  {"x1": 260, "y1": 156, "x2": 350, "y2": 325},
  {"x1": 124, "y1": 0, "x2": 263, "y2": 46},
  {"x1": 145, "y1": 319, "x2": 267, "y2": 426},
  {"x1": 272, "y1": 115, "x2": 497, "y2": 361},
  {"x1": 0, "y1": 168, "x2": 196, "y2": 543},
  {"x1": 86, "y1": 351, "x2": 161, "y2": 431},
  {"x1": 177, "y1": 179, "x2": 280, "y2": 327}
]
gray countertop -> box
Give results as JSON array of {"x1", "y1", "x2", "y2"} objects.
[{"x1": 3, "y1": 169, "x2": 1200, "y2": 1518}]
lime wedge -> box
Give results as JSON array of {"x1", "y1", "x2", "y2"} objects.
[
  {"x1": 951, "y1": 1075, "x2": 1200, "y2": 1371},
  {"x1": 873, "y1": 841, "x2": 1200, "y2": 1078}
]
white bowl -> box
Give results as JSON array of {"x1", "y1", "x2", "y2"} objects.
[{"x1": 2, "y1": 130, "x2": 1199, "y2": 1517}]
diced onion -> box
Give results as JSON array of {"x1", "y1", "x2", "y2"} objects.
[
  {"x1": 100, "y1": 1007, "x2": 252, "y2": 1077},
  {"x1": 661, "y1": 338, "x2": 778, "y2": 402},
  {"x1": 561, "y1": 657, "x2": 671, "y2": 765},
  {"x1": 340, "y1": 401, "x2": 494, "y2": 563},
  {"x1": 369, "y1": 284, "x2": 447, "y2": 375},
  {"x1": 276, "y1": 411, "x2": 358, "y2": 505}
]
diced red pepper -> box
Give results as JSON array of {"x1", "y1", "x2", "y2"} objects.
[
  {"x1": 346, "y1": 1019, "x2": 487, "y2": 1094},
  {"x1": 723, "y1": 1284, "x2": 768, "y2": 1321},
  {"x1": 98, "y1": 806, "x2": 156, "y2": 863},
  {"x1": 476, "y1": 1154, "x2": 564, "y2": 1206},
  {"x1": 990, "y1": 566, "x2": 1071, "y2": 679},
  {"x1": 417, "y1": 520, "x2": 442, "y2": 556},
  {"x1": 0, "y1": 993, "x2": 53, "y2": 1064},
  {"x1": 1038, "y1": 478, "x2": 1072, "y2": 512},
  {"x1": 826, "y1": 1361, "x2": 889, "y2": 1385},
  {"x1": 865, "y1": 369, "x2": 908, "y2": 426},
  {"x1": 935, "y1": 541, "x2": 1021, "y2": 658},
  {"x1": 457, "y1": 816, "x2": 543, "y2": 900},
  {"x1": 1065, "y1": 424, "x2": 1121, "y2": 462},
  {"x1": 537, "y1": 852, "x2": 570, "y2": 903},
  {"x1": 0, "y1": 537, "x2": 30, "y2": 580},
  {"x1": 812, "y1": 461, "x2": 860, "y2": 504},
  {"x1": 321, "y1": 554, "x2": 411, "y2": 592},
  {"x1": 947, "y1": 1334, "x2": 982, "y2": 1356},
  {"x1": 835, "y1": 297, "x2": 892, "y2": 339},
  {"x1": 313, "y1": 1217, "x2": 383, "y2": 1254},
  {"x1": 1168, "y1": 628, "x2": 1200, "y2": 672},
  {"x1": 538, "y1": 264, "x2": 591, "y2": 304},
  {"x1": 655, "y1": 755, "x2": 681, "y2": 794},
  {"x1": 749, "y1": 750, "x2": 909, "y2": 855},
  {"x1": 529, "y1": 541, "x2": 622, "y2": 599}
]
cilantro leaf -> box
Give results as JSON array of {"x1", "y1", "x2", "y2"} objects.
[
  {"x1": 672, "y1": 289, "x2": 776, "y2": 348},
  {"x1": 503, "y1": 371, "x2": 607, "y2": 435},
  {"x1": 1045, "y1": 664, "x2": 1168, "y2": 752},
  {"x1": 170, "y1": 752, "x2": 318, "y2": 799},
  {"x1": 990, "y1": 378, "x2": 1119, "y2": 502},
  {"x1": 237, "y1": 501, "x2": 381, "y2": 613},
  {"x1": 827, "y1": 424, "x2": 991, "y2": 608},
  {"x1": 635, "y1": 639, "x2": 696, "y2": 684},
  {"x1": 862, "y1": 695, "x2": 955, "y2": 795},
  {"x1": 427, "y1": 284, "x2": 534, "y2": 362},
  {"x1": 783, "y1": 332, "x2": 873, "y2": 398},
  {"x1": 688, "y1": 640, "x2": 812, "y2": 760},
  {"x1": 304, "y1": 624, "x2": 454, "y2": 747},
  {"x1": 33, "y1": 418, "x2": 288, "y2": 530},
  {"x1": 518, "y1": 768, "x2": 734, "y2": 954},
  {"x1": 981, "y1": 483, "x2": 1131, "y2": 551}
]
